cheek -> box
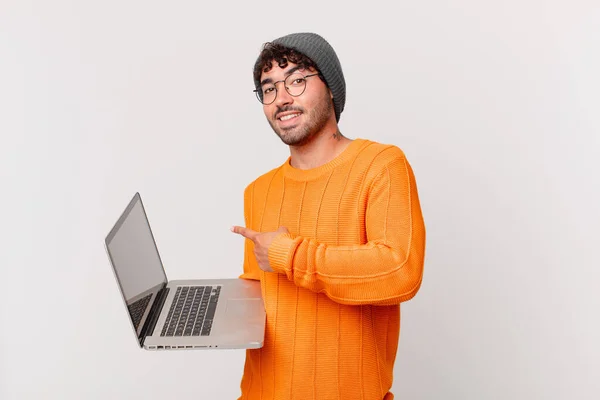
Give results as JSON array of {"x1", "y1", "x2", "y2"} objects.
[
  {"x1": 263, "y1": 105, "x2": 272, "y2": 118},
  {"x1": 305, "y1": 91, "x2": 325, "y2": 109}
]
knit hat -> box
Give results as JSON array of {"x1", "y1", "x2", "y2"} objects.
[{"x1": 253, "y1": 32, "x2": 346, "y2": 122}]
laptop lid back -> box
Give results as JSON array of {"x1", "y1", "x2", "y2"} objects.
[{"x1": 105, "y1": 193, "x2": 168, "y2": 346}]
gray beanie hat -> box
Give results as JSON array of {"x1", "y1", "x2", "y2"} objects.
[{"x1": 253, "y1": 32, "x2": 346, "y2": 122}]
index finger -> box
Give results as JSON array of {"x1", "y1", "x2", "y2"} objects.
[{"x1": 230, "y1": 225, "x2": 258, "y2": 240}]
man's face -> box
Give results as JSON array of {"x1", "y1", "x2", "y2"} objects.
[{"x1": 259, "y1": 61, "x2": 334, "y2": 146}]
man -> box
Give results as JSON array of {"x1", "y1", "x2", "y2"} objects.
[{"x1": 231, "y1": 32, "x2": 426, "y2": 400}]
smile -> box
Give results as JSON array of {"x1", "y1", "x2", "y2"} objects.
[{"x1": 278, "y1": 113, "x2": 301, "y2": 121}]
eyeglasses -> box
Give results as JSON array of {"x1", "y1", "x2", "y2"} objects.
[{"x1": 254, "y1": 72, "x2": 320, "y2": 105}]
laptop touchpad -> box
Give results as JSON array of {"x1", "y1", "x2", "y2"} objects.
[{"x1": 226, "y1": 299, "x2": 261, "y2": 318}]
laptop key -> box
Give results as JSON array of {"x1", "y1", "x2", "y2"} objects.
[
  {"x1": 201, "y1": 327, "x2": 212, "y2": 336},
  {"x1": 206, "y1": 302, "x2": 217, "y2": 321}
]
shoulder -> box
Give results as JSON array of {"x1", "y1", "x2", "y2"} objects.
[
  {"x1": 242, "y1": 162, "x2": 286, "y2": 200},
  {"x1": 354, "y1": 138, "x2": 408, "y2": 178}
]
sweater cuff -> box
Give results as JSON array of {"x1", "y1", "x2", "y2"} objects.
[{"x1": 268, "y1": 233, "x2": 297, "y2": 277}]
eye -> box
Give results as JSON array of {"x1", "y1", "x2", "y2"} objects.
[
  {"x1": 290, "y1": 78, "x2": 305, "y2": 86},
  {"x1": 263, "y1": 87, "x2": 275, "y2": 95}
]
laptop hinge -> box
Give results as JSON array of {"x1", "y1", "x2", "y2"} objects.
[{"x1": 140, "y1": 285, "x2": 170, "y2": 346}]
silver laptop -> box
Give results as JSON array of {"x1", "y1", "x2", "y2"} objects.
[{"x1": 104, "y1": 192, "x2": 266, "y2": 350}]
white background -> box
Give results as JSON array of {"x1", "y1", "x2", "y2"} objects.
[{"x1": 1, "y1": 1, "x2": 599, "y2": 399}]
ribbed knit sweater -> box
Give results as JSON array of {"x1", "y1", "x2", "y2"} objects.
[{"x1": 237, "y1": 138, "x2": 426, "y2": 400}]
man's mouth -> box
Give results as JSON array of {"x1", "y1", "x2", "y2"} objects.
[{"x1": 277, "y1": 112, "x2": 302, "y2": 122}]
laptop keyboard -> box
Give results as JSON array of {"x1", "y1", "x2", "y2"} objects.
[
  {"x1": 128, "y1": 293, "x2": 152, "y2": 331},
  {"x1": 160, "y1": 285, "x2": 221, "y2": 337}
]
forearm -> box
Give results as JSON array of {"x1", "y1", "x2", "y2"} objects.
[{"x1": 268, "y1": 232, "x2": 424, "y2": 305}]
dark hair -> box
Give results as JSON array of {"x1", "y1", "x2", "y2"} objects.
[{"x1": 253, "y1": 42, "x2": 326, "y2": 88}]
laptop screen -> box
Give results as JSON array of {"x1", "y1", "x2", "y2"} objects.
[{"x1": 105, "y1": 193, "x2": 167, "y2": 343}]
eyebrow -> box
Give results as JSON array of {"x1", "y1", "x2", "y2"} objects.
[{"x1": 260, "y1": 65, "x2": 305, "y2": 86}]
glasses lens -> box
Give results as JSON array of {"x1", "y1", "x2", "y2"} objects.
[
  {"x1": 260, "y1": 85, "x2": 276, "y2": 104},
  {"x1": 285, "y1": 73, "x2": 307, "y2": 97}
]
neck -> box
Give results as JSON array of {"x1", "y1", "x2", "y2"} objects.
[{"x1": 288, "y1": 126, "x2": 352, "y2": 170}]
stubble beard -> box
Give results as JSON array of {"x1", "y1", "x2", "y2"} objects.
[{"x1": 268, "y1": 93, "x2": 334, "y2": 147}]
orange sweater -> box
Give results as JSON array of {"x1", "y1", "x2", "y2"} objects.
[{"x1": 237, "y1": 138, "x2": 426, "y2": 400}]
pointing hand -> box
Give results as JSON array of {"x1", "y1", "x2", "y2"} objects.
[{"x1": 231, "y1": 226, "x2": 290, "y2": 272}]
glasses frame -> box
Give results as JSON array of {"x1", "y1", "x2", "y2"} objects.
[{"x1": 254, "y1": 72, "x2": 320, "y2": 105}]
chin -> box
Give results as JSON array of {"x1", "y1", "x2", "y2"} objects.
[{"x1": 279, "y1": 129, "x2": 316, "y2": 146}]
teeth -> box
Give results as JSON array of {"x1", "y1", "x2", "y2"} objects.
[{"x1": 279, "y1": 113, "x2": 300, "y2": 121}]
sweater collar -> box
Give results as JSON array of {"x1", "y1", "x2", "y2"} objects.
[{"x1": 281, "y1": 138, "x2": 368, "y2": 181}]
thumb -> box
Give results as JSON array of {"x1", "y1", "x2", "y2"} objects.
[{"x1": 277, "y1": 226, "x2": 290, "y2": 234}]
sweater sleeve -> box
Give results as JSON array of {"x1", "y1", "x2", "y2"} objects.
[
  {"x1": 267, "y1": 154, "x2": 426, "y2": 305},
  {"x1": 238, "y1": 184, "x2": 261, "y2": 281}
]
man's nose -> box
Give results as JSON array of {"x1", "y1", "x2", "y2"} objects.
[{"x1": 273, "y1": 82, "x2": 293, "y2": 107}]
